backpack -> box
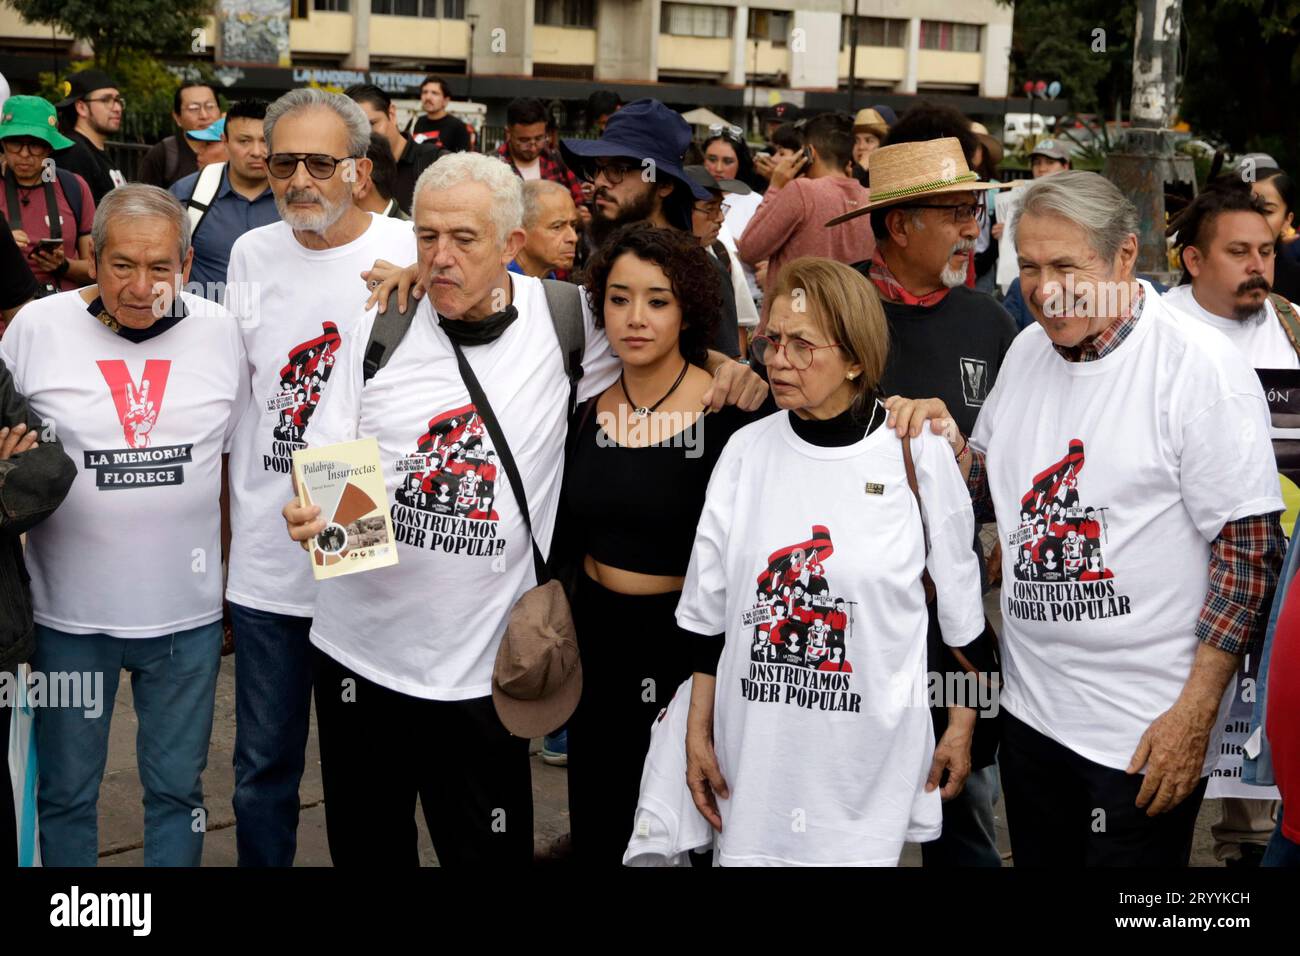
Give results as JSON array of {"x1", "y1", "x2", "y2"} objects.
[
  {"x1": 362, "y1": 278, "x2": 586, "y2": 414},
  {"x1": 182, "y1": 162, "x2": 226, "y2": 241},
  {"x1": 1270, "y1": 292, "x2": 1300, "y2": 358},
  {"x1": 3, "y1": 167, "x2": 85, "y2": 238},
  {"x1": 163, "y1": 135, "x2": 182, "y2": 186}
]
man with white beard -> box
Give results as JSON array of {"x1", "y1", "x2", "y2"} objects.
[
  {"x1": 831, "y1": 136, "x2": 1017, "y2": 868},
  {"x1": 221, "y1": 89, "x2": 417, "y2": 866}
]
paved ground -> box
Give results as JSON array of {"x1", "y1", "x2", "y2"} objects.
[{"x1": 91, "y1": 581, "x2": 1229, "y2": 866}]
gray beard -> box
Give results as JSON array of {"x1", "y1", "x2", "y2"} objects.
[{"x1": 940, "y1": 260, "x2": 969, "y2": 288}]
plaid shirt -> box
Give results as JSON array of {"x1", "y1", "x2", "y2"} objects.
[
  {"x1": 968, "y1": 285, "x2": 1284, "y2": 655},
  {"x1": 496, "y1": 143, "x2": 586, "y2": 207}
]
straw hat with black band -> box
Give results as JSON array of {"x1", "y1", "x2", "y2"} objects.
[{"x1": 825, "y1": 136, "x2": 1012, "y2": 227}]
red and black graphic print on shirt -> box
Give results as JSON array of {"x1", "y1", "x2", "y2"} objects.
[
  {"x1": 739, "y1": 526, "x2": 861, "y2": 713},
  {"x1": 85, "y1": 359, "x2": 193, "y2": 490},
  {"x1": 263, "y1": 323, "x2": 341, "y2": 474},
  {"x1": 388, "y1": 402, "x2": 506, "y2": 558},
  {"x1": 1004, "y1": 440, "x2": 1133, "y2": 625}
]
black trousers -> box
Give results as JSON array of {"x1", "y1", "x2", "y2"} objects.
[
  {"x1": 311, "y1": 648, "x2": 533, "y2": 867},
  {"x1": 567, "y1": 572, "x2": 693, "y2": 866},
  {"x1": 1000, "y1": 710, "x2": 1208, "y2": 866}
]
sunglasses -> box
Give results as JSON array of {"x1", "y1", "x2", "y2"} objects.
[
  {"x1": 708, "y1": 123, "x2": 745, "y2": 141},
  {"x1": 266, "y1": 152, "x2": 356, "y2": 180}
]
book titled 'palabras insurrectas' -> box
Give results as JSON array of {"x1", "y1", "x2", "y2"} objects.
[{"x1": 292, "y1": 437, "x2": 399, "y2": 580}]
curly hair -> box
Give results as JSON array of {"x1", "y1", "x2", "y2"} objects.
[{"x1": 580, "y1": 222, "x2": 721, "y2": 365}]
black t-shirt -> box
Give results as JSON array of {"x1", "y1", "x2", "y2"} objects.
[
  {"x1": 1275, "y1": 247, "x2": 1300, "y2": 302},
  {"x1": 0, "y1": 221, "x2": 38, "y2": 311},
  {"x1": 412, "y1": 113, "x2": 470, "y2": 153},
  {"x1": 876, "y1": 285, "x2": 1018, "y2": 438},
  {"x1": 54, "y1": 131, "x2": 121, "y2": 204},
  {"x1": 561, "y1": 401, "x2": 757, "y2": 576},
  {"x1": 137, "y1": 133, "x2": 199, "y2": 190},
  {"x1": 392, "y1": 135, "x2": 445, "y2": 214}
]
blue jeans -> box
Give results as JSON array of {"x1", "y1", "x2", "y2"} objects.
[
  {"x1": 1262, "y1": 813, "x2": 1300, "y2": 867},
  {"x1": 922, "y1": 762, "x2": 1003, "y2": 867},
  {"x1": 32, "y1": 622, "x2": 221, "y2": 867},
  {"x1": 230, "y1": 603, "x2": 314, "y2": 866}
]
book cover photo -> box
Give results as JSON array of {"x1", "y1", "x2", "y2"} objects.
[{"x1": 292, "y1": 437, "x2": 399, "y2": 580}]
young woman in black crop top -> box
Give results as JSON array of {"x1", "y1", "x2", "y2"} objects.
[{"x1": 558, "y1": 222, "x2": 762, "y2": 865}]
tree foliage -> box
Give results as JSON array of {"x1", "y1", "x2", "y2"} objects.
[
  {"x1": 1008, "y1": 0, "x2": 1300, "y2": 171},
  {"x1": 5, "y1": 0, "x2": 214, "y2": 73}
]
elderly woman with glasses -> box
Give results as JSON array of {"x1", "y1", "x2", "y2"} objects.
[{"x1": 676, "y1": 256, "x2": 986, "y2": 866}]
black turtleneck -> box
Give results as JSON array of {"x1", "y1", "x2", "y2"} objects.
[{"x1": 787, "y1": 400, "x2": 884, "y2": 447}]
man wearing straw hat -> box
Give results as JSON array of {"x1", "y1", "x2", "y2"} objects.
[{"x1": 829, "y1": 136, "x2": 1017, "y2": 868}]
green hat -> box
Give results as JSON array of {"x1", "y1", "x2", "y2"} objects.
[{"x1": 0, "y1": 96, "x2": 75, "y2": 150}]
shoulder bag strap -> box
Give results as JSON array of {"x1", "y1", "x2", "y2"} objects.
[{"x1": 449, "y1": 339, "x2": 549, "y2": 585}]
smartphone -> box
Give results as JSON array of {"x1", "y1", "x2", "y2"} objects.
[
  {"x1": 35, "y1": 238, "x2": 62, "y2": 251},
  {"x1": 797, "y1": 146, "x2": 812, "y2": 177}
]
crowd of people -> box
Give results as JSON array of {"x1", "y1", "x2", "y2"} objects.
[{"x1": 1, "y1": 69, "x2": 1299, "y2": 870}]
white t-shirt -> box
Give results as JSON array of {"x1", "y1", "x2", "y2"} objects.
[
  {"x1": 1163, "y1": 284, "x2": 1300, "y2": 372},
  {"x1": 971, "y1": 281, "x2": 1283, "y2": 773},
  {"x1": 724, "y1": 190, "x2": 763, "y2": 244},
  {"x1": 624, "y1": 677, "x2": 714, "y2": 867},
  {"x1": 223, "y1": 214, "x2": 416, "y2": 617},
  {"x1": 304, "y1": 273, "x2": 620, "y2": 700},
  {"x1": 675, "y1": 410, "x2": 984, "y2": 866},
  {"x1": 714, "y1": 225, "x2": 760, "y2": 329},
  {"x1": 0, "y1": 289, "x2": 247, "y2": 638},
  {"x1": 516, "y1": 158, "x2": 541, "y2": 181}
]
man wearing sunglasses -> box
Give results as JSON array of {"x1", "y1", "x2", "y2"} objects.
[
  {"x1": 221, "y1": 89, "x2": 417, "y2": 867},
  {"x1": 560, "y1": 99, "x2": 742, "y2": 357},
  {"x1": 52, "y1": 70, "x2": 126, "y2": 204},
  {"x1": 832, "y1": 134, "x2": 1017, "y2": 869}
]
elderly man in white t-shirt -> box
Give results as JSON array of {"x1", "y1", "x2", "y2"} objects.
[
  {"x1": 281, "y1": 153, "x2": 765, "y2": 866},
  {"x1": 0, "y1": 184, "x2": 248, "y2": 865},
  {"x1": 221, "y1": 88, "x2": 416, "y2": 867},
  {"x1": 1163, "y1": 179, "x2": 1297, "y2": 866},
  {"x1": 887, "y1": 171, "x2": 1286, "y2": 866}
]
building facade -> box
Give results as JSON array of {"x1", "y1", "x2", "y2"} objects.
[{"x1": 0, "y1": 0, "x2": 1013, "y2": 97}]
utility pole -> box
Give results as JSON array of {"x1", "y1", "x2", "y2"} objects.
[
  {"x1": 1103, "y1": 0, "x2": 1191, "y2": 281},
  {"x1": 847, "y1": 0, "x2": 860, "y2": 114}
]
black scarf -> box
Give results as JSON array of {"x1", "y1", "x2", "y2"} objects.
[
  {"x1": 87, "y1": 295, "x2": 188, "y2": 343},
  {"x1": 438, "y1": 304, "x2": 519, "y2": 346}
]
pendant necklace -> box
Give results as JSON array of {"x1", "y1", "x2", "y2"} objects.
[{"x1": 621, "y1": 361, "x2": 690, "y2": 419}]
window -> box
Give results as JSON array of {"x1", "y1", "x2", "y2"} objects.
[
  {"x1": 660, "y1": 3, "x2": 730, "y2": 39},
  {"x1": 313, "y1": 0, "x2": 349, "y2": 10},
  {"x1": 919, "y1": 21, "x2": 982, "y2": 52},
  {"x1": 443, "y1": 0, "x2": 464, "y2": 17},
  {"x1": 374, "y1": 0, "x2": 420, "y2": 14},
  {"x1": 535, "y1": 0, "x2": 595, "y2": 28},
  {"x1": 748, "y1": 9, "x2": 790, "y2": 46},
  {"x1": 842, "y1": 16, "x2": 907, "y2": 49}
]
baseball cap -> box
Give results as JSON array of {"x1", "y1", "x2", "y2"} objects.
[
  {"x1": 187, "y1": 117, "x2": 226, "y2": 141},
  {"x1": 1029, "y1": 138, "x2": 1069, "y2": 162},
  {"x1": 684, "y1": 164, "x2": 752, "y2": 196},
  {"x1": 55, "y1": 70, "x2": 120, "y2": 108}
]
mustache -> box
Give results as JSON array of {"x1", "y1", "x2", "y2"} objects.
[
  {"x1": 284, "y1": 188, "x2": 322, "y2": 206},
  {"x1": 949, "y1": 239, "x2": 978, "y2": 257},
  {"x1": 1237, "y1": 275, "x2": 1270, "y2": 296}
]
